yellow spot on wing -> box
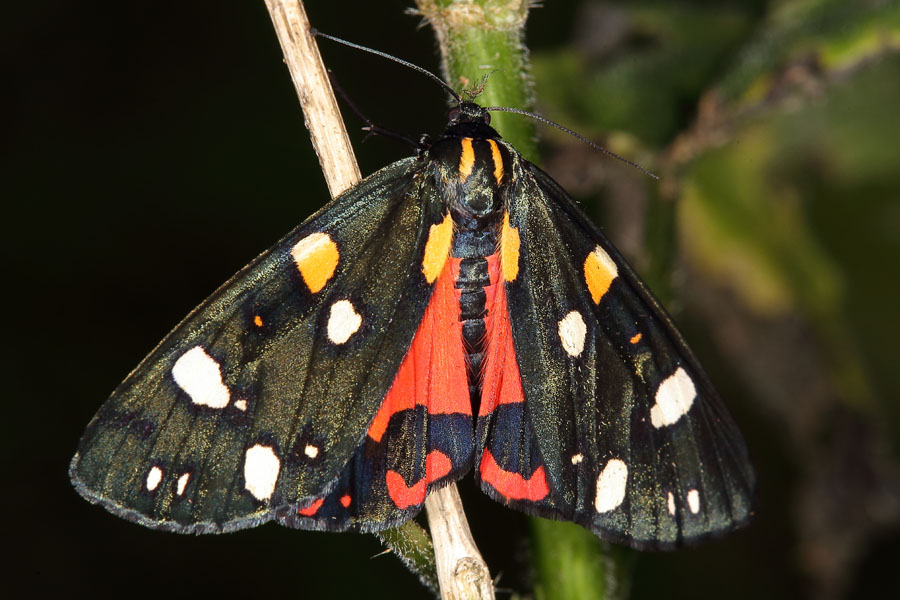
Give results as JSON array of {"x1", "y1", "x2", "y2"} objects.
[
  {"x1": 291, "y1": 232, "x2": 339, "y2": 294},
  {"x1": 422, "y1": 213, "x2": 454, "y2": 283},
  {"x1": 458, "y1": 138, "x2": 475, "y2": 182},
  {"x1": 584, "y1": 245, "x2": 618, "y2": 303},
  {"x1": 501, "y1": 212, "x2": 520, "y2": 282},
  {"x1": 487, "y1": 139, "x2": 504, "y2": 184}
]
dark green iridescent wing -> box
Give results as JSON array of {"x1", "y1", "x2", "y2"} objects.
[
  {"x1": 501, "y1": 156, "x2": 754, "y2": 549},
  {"x1": 70, "y1": 158, "x2": 447, "y2": 533}
]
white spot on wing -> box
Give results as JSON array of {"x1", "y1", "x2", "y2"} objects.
[
  {"x1": 558, "y1": 310, "x2": 587, "y2": 357},
  {"x1": 234, "y1": 399, "x2": 248, "y2": 411},
  {"x1": 590, "y1": 246, "x2": 618, "y2": 279},
  {"x1": 304, "y1": 444, "x2": 319, "y2": 459},
  {"x1": 327, "y1": 300, "x2": 362, "y2": 345},
  {"x1": 172, "y1": 346, "x2": 230, "y2": 409},
  {"x1": 146, "y1": 466, "x2": 163, "y2": 491},
  {"x1": 687, "y1": 489, "x2": 701, "y2": 514},
  {"x1": 667, "y1": 491, "x2": 676, "y2": 516},
  {"x1": 244, "y1": 444, "x2": 280, "y2": 501},
  {"x1": 291, "y1": 232, "x2": 333, "y2": 264},
  {"x1": 571, "y1": 453, "x2": 584, "y2": 465},
  {"x1": 594, "y1": 458, "x2": 628, "y2": 513},
  {"x1": 176, "y1": 472, "x2": 190, "y2": 496},
  {"x1": 650, "y1": 367, "x2": 697, "y2": 428}
]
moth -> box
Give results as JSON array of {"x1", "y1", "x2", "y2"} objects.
[{"x1": 70, "y1": 50, "x2": 754, "y2": 550}]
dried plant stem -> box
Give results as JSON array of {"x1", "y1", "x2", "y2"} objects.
[
  {"x1": 263, "y1": 0, "x2": 360, "y2": 197},
  {"x1": 425, "y1": 486, "x2": 495, "y2": 599},
  {"x1": 262, "y1": 1, "x2": 490, "y2": 597}
]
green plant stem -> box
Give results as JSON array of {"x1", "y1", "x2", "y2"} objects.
[
  {"x1": 376, "y1": 522, "x2": 440, "y2": 594},
  {"x1": 417, "y1": 0, "x2": 536, "y2": 159},
  {"x1": 532, "y1": 520, "x2": 636, "y2": 600}
]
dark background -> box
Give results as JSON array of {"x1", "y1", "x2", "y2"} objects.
[{"x1": 6, "y1": 1, "x2": 899, "y2": 598}]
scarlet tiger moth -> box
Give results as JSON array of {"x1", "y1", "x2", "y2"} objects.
[{"x1": 70, "y1": 44, "x2": 754, "y2": 552}]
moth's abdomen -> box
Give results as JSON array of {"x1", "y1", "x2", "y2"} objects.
[
  {"x1": 450, "y1": 254, "x2": 499, "y2": 416},
  {"x1": 437, "y1": 134, "x2": 513, "y2": 413}
]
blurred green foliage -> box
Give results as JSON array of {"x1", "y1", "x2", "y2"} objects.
[{"x1": 530, "y1": 2, "x2": 900, "y2": 598}]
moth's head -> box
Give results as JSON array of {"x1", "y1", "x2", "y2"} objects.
[
  {"x1": 443, "y1": 102, "x2": 498, "y2": 140},
  {"x1": 447, "y1": 102, "x2": 491, "y2": 126}
]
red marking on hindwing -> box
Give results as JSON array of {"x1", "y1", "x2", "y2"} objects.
[
  {"x1": 479, "y1": 254, "x2": 526, "y2": 416},
  {"x1": 479, "y1": 449, "x2": 550, "y2": 502},
  {"x1": 297, "y1": 498, "x2": 324, "y2": 516},
  {"x1": 340, "y1": 494, "x2": 351, "y2": 508},
  {"x1": 426, "y1": 450, "x2": 452, "y2": 482},
  {"x1": 367, "y1": 258, "x2": 471, "y2": 443},
  {"x1": 386, "y1": 450, "x2": 454, "y2": 509},
  {"x1": 385, "y1": 471, "x2": 426, "y2": 509}
]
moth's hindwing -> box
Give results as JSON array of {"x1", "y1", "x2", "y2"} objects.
[
  {"x1": 278, "y1": 248, "x2": 476, "y2": 531},
  {"x1": 70, "y1": 157, "x2": 460, "y2": 533},
  {"x1": 475, "y1": 150, "x2": 755, "y2": 550}
]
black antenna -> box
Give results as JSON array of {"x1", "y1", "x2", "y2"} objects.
[
  {"x1": 327, "y1": 69, "x2": 424, "y2": 151},
  {"x1": 313, "y1": 29, "x2": 657, "y2": 179},
  {"x1": 312, "y1": 29, "x2": 461, "y2": 102},
  {"x1": 485, "y1": 106, "x2": 659, "y2": 180}
]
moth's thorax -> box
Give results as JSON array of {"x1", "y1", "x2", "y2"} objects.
[{"x1": 430, "y1": 128, "x2": 512, "y2": 227}]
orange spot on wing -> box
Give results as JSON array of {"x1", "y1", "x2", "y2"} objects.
[
  {"x1": 584, "y1": 245, "x2": 618, "y2": 303},
  {"x1": 487, "y1": 139, "x2": 504, "y2": 184},
  {"x1": 291, "y1": 232, "x2": 339, "y2": 294},
  {"x1": 340, "y1": 494, "x2": 351, "y2": 508},
  {"x1": 367, "y1": 257, "x2": 471, "y2": 443},
  {"x1": 297, "y1": 498, "x2": 324, "y2": 516},
  {"x1": 479, "y1": 450, "x2": 549, "y2": 502},
  {"x1": 500, "y1": 213, "x2": 520, "y2": 282},
  {"x1": 458, "y1": 137, "x2": 475, "y2": 181},
  {"x1": 630, "y1": 332, "x2": 642, "y2": 344},
  {"x1": 422, "y1": 213, "x2": 453, "y2": 283},
  {"x1": 253, "y1": 315, "x2": 264, "y2": 327},
  {"x1": 479, "y1": 253, "x2": 526, "y2": 416}
]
